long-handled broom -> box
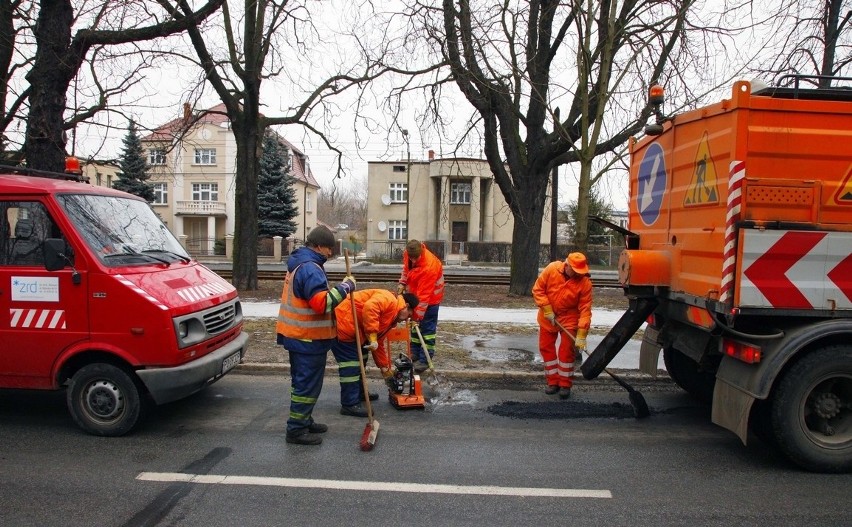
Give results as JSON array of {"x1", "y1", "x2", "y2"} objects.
[
  {"x1": 345, "y1": 250, "x2": 379, "y2": 450},
  {"x1": 553, "y1": 318, "x2": 650, "y2": 419}
]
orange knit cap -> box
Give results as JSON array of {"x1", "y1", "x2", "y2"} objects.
[{"x1": 566, "y1": 252, "x2": 589, "y2": 274}]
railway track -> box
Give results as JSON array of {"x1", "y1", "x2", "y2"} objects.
[{"x1": 213, "y1": 269, "x2": 622, "y2": 288}]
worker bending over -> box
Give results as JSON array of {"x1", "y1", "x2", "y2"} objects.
[
  {"x1": 532, "y1": 252, "x2": 593, "y2": 399},
  {"x1": 332, "y1": 289, "x2": 419, "y2": 417}
]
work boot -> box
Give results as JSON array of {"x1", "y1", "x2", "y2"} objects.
[
  {"x1": 286, "y1": 430, "x2": 323, "y2": 445},
  {"x1": 360, "y1": 391, "x2": 379, "y2": 402},
  {"x1": 308, "y1": 422, "x2": 328, "y2": 434},
  {"x1": 544, "y1": 385, "x2": 560, "y2": 395},
  {"x1": 559, "y1": 388, "x2": 572, "y2": 399},
  {"x1": 413, "y1": 360, "x2": 429, "y2": 373},
  {"x1": 340, "y1": 403, "x2": 368, "y2": 417}
]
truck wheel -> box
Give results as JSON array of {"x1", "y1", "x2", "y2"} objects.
[
  {"x1": 67, "y1": 363, "x2": 143, "y2": 437},
  {"x1": 772, "y1": 345, "x2": 852, "y2": 473},
  {"x1": 663, "y1": 347, "x2": 716, "y2": 403}
]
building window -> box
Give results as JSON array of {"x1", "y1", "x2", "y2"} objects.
[
  {"x1": 191, "y1": 182, "x2": 218, "y2": 201},
  {"x1": 107, "y1": 175, "x2": 113, "y2": 188},
  {"x1": 152, "y1": 183, "x2": 168, "y2": 205},
  {"x1": 148, "y1": 149, "x2": 166, "y2": 165},
  {"x1": 451, "y1": 182, "x2": 471, "y2": 204},
  {"x1": 389, "y1": 183, "x2": 408, "y2": 203},
  {"x1": 96, "y1": 174, "x2": 102, "y2": 186},
  {"x1": 392, "y1": 165, "x2": 406, "y2": 172},
  {"x1": 305, "y1": 191, "x2": 313, "y2": 213},
  {"x1": 388, "y1": 220, "x2": 407, "y2": 240},
  {"x1": 194, "y1": 148, "x2": 217, "y2": 165}
]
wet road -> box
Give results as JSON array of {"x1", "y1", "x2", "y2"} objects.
[{"x1": 2, "y1": 373, "x2": 850, "y2": 526}]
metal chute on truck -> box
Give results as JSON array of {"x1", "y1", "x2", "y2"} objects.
[{"x1": 582, "y1": 77, "x2": 852, "y2": 473}]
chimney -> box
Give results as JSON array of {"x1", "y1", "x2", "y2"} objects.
[
  {"x1": 183, "y1": 102, "x2": 191, "y2": 122},
  {"x1": 428, "y1": 149, "x2": 435, "y2": 161}
]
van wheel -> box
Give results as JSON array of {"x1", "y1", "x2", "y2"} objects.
[
  {"x1": 67, "y1": 363, "x2": 142, "y2": 437},
  {"x1": 663, "y1": 347, "x2": 716, "y2": 403},
  {"x1": 772, "y1": 345, "x2": 852, "y2": 473}
]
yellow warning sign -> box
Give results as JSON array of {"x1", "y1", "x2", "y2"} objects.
[
  {"x1": 833, "y1": 167, "x2": 852, "y2": 205},
  {"x1": 684, "y1": 131, "x2": 719, "y2": 206}
]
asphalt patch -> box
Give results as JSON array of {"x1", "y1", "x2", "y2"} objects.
[{"x1": 487, "y1": 400, "x2": 640, "y2": 419}]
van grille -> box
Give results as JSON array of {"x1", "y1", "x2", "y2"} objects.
[{"x1": 203, "y1": 304, "x2": 236, "y2": 334}]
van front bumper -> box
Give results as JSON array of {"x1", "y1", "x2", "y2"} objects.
[{"x1": 136, "y1": 332, "x2": 250, "y2": 405}]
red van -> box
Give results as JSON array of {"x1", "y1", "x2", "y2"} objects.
[{"x1": 0, "y1": 164, "x2": 248, "y2": 436}]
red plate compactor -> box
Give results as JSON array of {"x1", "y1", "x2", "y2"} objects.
[{"x1": 383, "y1": 327, "x2": 425, "y2": 409}]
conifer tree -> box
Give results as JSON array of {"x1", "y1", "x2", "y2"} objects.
[
  {"x1": 258, "y1": 130, "x2": 298, "y2": 237},
  {"x1": 114, "y1": 121, "x2": 155, "y2": 202}
]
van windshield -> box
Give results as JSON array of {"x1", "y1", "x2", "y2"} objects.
[{"x1": 57, "y1": 193, "x2": 191, "y2": 266}]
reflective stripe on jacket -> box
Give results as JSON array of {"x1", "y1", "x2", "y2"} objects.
[{"x1": 276, "y1": 262, "x2": 337, "y2": 340}]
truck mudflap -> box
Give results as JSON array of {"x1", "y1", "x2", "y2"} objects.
[
  {"x1": 581, "y1": 297, "x2": 658, "y2": 380},
  {"x1": 711, "y1": 376, "x2": 755, "y2": 445},
  {"x1": 136, "y1": 331, "x2": 249, "y2": 405}
]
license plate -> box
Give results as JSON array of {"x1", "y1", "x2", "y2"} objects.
[{"x1": 222, "y1": 351, "x2": 241, "y2": 374}]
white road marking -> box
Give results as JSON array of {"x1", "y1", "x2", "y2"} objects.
[{"x1": 136, "y1": 472, "x2": 612, "y2": 498}]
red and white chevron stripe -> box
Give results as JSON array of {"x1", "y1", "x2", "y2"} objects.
[
  {"x1": 720, "y1": 160, "x2": 745, "y2": 303},
  {"x1": 9, "y1": 308, "x2": 66, "y2": 329},
  {"x1": 176, "y1": 282, "x2": 231, "y2": 302}
]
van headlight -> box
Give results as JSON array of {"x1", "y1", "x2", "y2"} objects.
[{"x1": 178, "y1": 321, "x2": 189, "y2": 339}]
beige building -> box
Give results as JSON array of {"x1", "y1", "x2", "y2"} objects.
[
  {"x1": 139, "y1": 104, "x2": 320, "y2": 255},
  {"x1": 366, "y1": 152, "x2": 551, "y2": 257}
]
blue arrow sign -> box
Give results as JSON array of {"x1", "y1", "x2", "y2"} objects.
[{"x1": 637, "y1": 142, "x2": 667, "y2": 226}]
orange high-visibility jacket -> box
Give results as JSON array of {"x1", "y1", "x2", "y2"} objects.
[
  {"x1": 276, "y1": 262, "x2": 336, "y2": 341},
  {"x1": 334, "y1": 289, "x2": 406, "y2": 344},
  {"x1": 532, "y1": 260, "x2": 593, "y2": 330},
  {"x1": 399, "y1": 243, "x2": 444, "y2": 320}
]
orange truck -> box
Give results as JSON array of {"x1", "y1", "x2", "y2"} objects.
[
  {"x1": 1, "y1": 162, "x2": 248, "y2": 436},
  {"x1": 582, "y1": 77, "x2": 852, "y2": 472}
]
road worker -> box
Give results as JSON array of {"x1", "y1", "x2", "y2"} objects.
[
  {"x1": 332, "y1": 289, "x2": 420, "y2": 417},
  {"x1": 397, "y1": 240, "x2": 445, "y2": 372},
  {"x1": 276, "y1": 225, "x2": 356, "y2": 445},
  {"x1": 532, "y1": 252, "x2": 593, "y2": 399}
]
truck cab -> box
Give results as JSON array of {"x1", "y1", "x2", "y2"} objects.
[{"x1": 0, "y1": 163, "x2": 248, "y2": 436}]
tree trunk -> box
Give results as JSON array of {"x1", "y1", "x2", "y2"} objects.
[
  {"x1": 24, "y1": 0, "x2": 74, "y2": 172},
  {"x1": 231, "y1": 118, "x2": 261, "y2": 291},
  {"x1": 508, "y1": 169, "x2": 548, "y2": 296}
]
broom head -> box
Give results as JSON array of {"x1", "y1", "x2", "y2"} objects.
[{"x1": 359, "y1": 419, "x2": 380, "y2": 451}]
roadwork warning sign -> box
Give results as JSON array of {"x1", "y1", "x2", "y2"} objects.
[{"x1": 684, "y1": 131, "x2": 718, "y2": 206}]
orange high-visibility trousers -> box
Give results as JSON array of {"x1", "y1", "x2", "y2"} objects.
[{"x1": 538, "y1": 326, "x2": 576, "y2": 388}]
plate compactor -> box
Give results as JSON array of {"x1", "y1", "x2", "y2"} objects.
[{"x1": 383, "y1": 327, "x2": 425, "y2": 409}]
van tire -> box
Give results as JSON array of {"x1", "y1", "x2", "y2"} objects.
[
  {"x1": 771, "y1": 345, "x2": 852, "y2": 473},
  {"x1": 67, "y1": 363, "x2": 142, "y2": 437}
]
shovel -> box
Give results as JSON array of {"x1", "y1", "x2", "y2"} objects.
[{"x1": 553, "y1": 318, "x2": 650, "y2": 419}]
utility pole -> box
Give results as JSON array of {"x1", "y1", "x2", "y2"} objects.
[{"x1": 402, "y1": 129, "x2": 411, "y2": 241}]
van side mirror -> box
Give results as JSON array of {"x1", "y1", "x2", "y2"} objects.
[
  {"x1": 44, "y1": 238, "x2": 66, "y2": 271},
  {"x1": 44, "y1": 238, "x2": 81, "y2": 284}
]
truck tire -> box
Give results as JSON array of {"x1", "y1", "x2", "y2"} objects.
[
  {"x1": 663, "y1": 347, "x2": 716, "y2": 403},
  {"x1": 67, "y1": 363, "x2": 143, "y2": 437},
  {"x1": 771, "y1": 345, "x2": 852, "y2": 473}
]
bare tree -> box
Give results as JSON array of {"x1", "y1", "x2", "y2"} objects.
[
  {"x1": 748, "y1": 0, "x2": 851, "y2": 85},
  {"x1": 22, "y1": 0, "x2": 224, "y2": 172},
  {"x1": 0, "y1": 0, "x2": 34, "y2": 162},
  {"x1": 175, "y1": 0, "x2": 438, "y2": 290},
  {"x1": 411, "y1": 0, "x2": 700, "y2": 295}
]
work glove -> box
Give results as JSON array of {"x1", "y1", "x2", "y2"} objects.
[
  {"x1": 575, "y1": 328, "x2": 588, "y2": 352},
  {"x1": 397, "y1": 283, "x2": 406, "y2": 295},
  {"x1": 336, "y1": 275, "x2": 356, "y2": 295},
  {"x1": 409, "y1": 319, "x2": 419, "y2": 329},
  {"x1": 542, "y1": 305, "x2": 556, "y2": 324},
  {"x1": 363, "y1": 334, "x2": 379, "y2": 352}
]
